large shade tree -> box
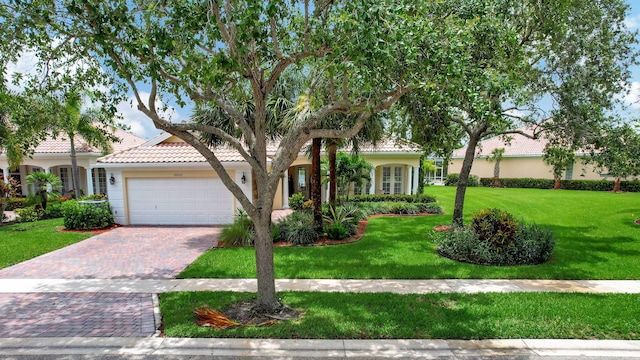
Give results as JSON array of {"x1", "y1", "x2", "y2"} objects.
[
  {"x1": 3, "y1": 0, "x2": 456, "y2": 312},
  {"x1": 393, "y1": 0, "x2": 638, "y2": 225}
]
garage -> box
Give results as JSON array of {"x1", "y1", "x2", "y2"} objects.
[{"x1": 126, "y1": 177, "x2": 235, "y2": 225}]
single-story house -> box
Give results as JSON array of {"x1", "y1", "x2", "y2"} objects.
[
  {"x1": 97, "y1": 132, "x2": 422, "y2": 225},
  {"x1": 448, "y1": 130, "x2": 609, "y2": 181},
  {"x1": 0, "y1": 128, "x2": 145, "y2": 197}
]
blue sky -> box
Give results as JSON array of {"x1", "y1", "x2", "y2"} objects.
[{"x1": 15, "y1": 2, "x2": 640, "y2": 140}]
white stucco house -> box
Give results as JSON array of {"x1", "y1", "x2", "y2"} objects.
[
  {"x1": 97, "y1": 132, "x2": 422, "y2": 225},
  {"x1": 0, "y1": 128, "x2": 145, "y2": 197}
]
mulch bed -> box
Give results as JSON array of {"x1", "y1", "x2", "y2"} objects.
[
  {"x1": 56, "y1": 223, "x2": 121, "y2": 235},
  {"x1": 635, "y1": 219, "x2": 640, "y2": 225}
]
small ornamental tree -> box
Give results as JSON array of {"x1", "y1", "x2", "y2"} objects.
[
  {"x1": 543, "y1": 147, "x2": 575, "y2": 190},
  {"x1": 0, "y1": 176, "x2": 20, "y2": 224},
  {"x1": 587, "y1": 124, "x2": 640, "y2": 192},
  {"x1": 486, "y1": 148, "x2": 505, "y2": 187}
]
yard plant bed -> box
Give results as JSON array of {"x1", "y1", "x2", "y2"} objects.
[
  {"x1": 160, "y1": 291, "x2": 640, "y2": 339},
  {"x1": 180, "y1": 187, "x2": 640, "y2": 280}
]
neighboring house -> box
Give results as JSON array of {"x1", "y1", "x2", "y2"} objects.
[
  {"x1": 98, "y1": 133, "x2": 422, "y2": 225},
  {"x1": 0, "y1": 128, "x2": 145, "y2": 197},
  {"x1": 448, "y1": 130, "x2": 606, "y2": 181}
]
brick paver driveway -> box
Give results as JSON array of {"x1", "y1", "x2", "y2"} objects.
[{"x1": 0, "y1": 226, "x2": 221, "y2": 338}]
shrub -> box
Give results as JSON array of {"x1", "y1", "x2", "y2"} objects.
[
  {"x1": 342, "y1": 194, "x2": 436, "y2": 203},
  {"x1": 219, "y1": 209, "x2": 254, "y2": 247},
  {"x1": 62, "y1": 200, "x2": 114, "y2": 230},
  {"x1": 15, "y1": 206, "x2": 42, "y2": 223},
  {"x1": 324, "y1": 222, "x2": 350, "y2": 240},
  {"x1": 7, "y1": 197, "x2": 27, "y2": 211},
  {"x1": 275, "y1": 211, "x2": 318, "y2": 245},
  {"x1": 81, "y1": 194, "x2": 107, "y2": 201},
  {"x1": 288, "y1": 192, "x2": 305, "y2": 211},
  {"x1": 471, "y1": 208, "x2": 520, "y2": 248},
  {"x1": 323, "y1": 205, "x2": 357, "y2": 236},
  {"x1": 444, "y1": 173, "x2": 479, "y2": 187},
  {"x1": 435, "y1": 209, "x2": 555, "y2": 266},
  {"x1": 356, "y1": 201, "x2": 443, "y2": 216},
  {"x1": 42, "y1": 202, "x2": 64, "y2": 219}
]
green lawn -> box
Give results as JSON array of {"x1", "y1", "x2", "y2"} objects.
[
  {"x1": 0, "y1": 218, "x2": 93, "y2": 269},
  {"x1": 179, "y1": 187, "x2": 640, "y2": 280},
  {"x1": 161, "y1": 291, "x2": 640, "y2": 339}
]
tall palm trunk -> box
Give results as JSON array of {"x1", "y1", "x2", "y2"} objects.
[
  {"x1": 328, "y1": 142, "x2": 337, "y2": 205},
  {"x1": 311, "y1": 138, "x2": 323, "y2": 231},
  {"x1": 69, "y1": 135, "x2": 81, "y2": 199}
]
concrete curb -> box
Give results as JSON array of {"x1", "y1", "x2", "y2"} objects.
[{"x1": 0, "y1": 338, "x2": 639, "y2": 358}]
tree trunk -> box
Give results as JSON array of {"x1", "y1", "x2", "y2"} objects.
[
  {"x1": 554, "y1": 177, "x2": 561, "y2": 190},
  {"x1": 614, "y1": 177, "x2": 621, "y2": 192},
  {"x1": 311, "y1": 138, "x2": 323, "y2": 231},
  {"x1": 69, "y1": 136, "x2": 81, "y2": 199},
  {"x1": 252, "y1": 210, "x2": 280, "y2": 313},
  {"x1": 452, "y1": 132, "x2": 482, "y2": 226},
  {"x1": 328, "y1": 142, "x2": 337, "y2": 205}
]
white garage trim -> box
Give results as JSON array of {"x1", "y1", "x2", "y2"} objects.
[{"x1": 126, "y1": 177, "x2": 235, "y2": 225}]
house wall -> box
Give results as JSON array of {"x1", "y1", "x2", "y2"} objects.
[
  {"x1": 448, "y1": 156, "x2": 614, "y2": 181},
  {"x1": 105, "y1": 164, "x2": 252, "y2": 225}
]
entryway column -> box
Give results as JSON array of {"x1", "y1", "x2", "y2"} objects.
[
  {"x1": 412, "y1": 166, "x2": 419, "y2": 195},
  {"x1": 282, "y1": 173, "x2": 289, "y2": 209},
  {"x1": 86, "y1": 167, "x2": 94, "y2": 195},
  {"x1": 406, "y1": 166, "x2": 412, "y2": 195},
  {"x1": 2, "y1": 167, "x2": 9, "y2": 183},
  {"x1": 369, "y1": 168, "x2": 376, "y2": 195},
  {"x1": 45, "y1": 168, "x2": 52, "y2": 192}
]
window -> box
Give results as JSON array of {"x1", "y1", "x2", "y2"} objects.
[
  {"x1": 92, "y1": 168, "x2": 107, "y2": 195},
  {"x1": 565, "y1": 162, "x2": 574, "y2": 180},
  {"x1": 382, "y1": 167, "x2": 391, "y2": 194},
  {"x1": 59, "y1": 168, "x2": 69, "y2": 193},
  {"x1": 297, "y1": 167, "x2": 306, "y2": 189},
  {"x1": 382, "y1": 166, "x2": 404, "y2": 194},
  {"x1": 394, "y1": 167, "x2": 402, "y2": 194}
]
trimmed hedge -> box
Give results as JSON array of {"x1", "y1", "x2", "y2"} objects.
[
  {"x1": 479, "y1": 178, "x2": 640, "y2": 192},
  {"x1": 62, "y1": 200, "x2": 115, "y2": 230},
  {"x1": 340, "y1": 194, "x2": 436, "y2": 203}
]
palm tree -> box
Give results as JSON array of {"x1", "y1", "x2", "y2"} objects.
[
  {"x1": 57, "y1": 90, "x2": 119, "y2": 199},
  {"x1": 25, "y1": 172, "x2": 62, "y2": 211},
  {"x1": 486, "y1": 147, "x2": 505, "y2": 187}
]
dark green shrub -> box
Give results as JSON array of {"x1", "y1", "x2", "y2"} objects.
[
  {"x1": 219, "y1": 210, "x2": 254, "y2": 247},
  {"x1": 620, "y1": 180, "x2": 640, "y2": 192},
  {"x1": 341, "y1": 194, "x2": 436, "y2": 203},
  {"x1": 479, "y1": 178, "x2": 640, "y2": 192},
  {"x1": 324, "y1": 222, "x2": 350, "y2": 240},
  {"x1": 444, "y1": 173, "x2": 479, "y2": 187},
  {"x1": 416, "y1": 202, "x2": 445, "y2": 214},
  {"x1": 62, "y1": 200, "x2": 114, "y2": 230},
  {"x1": 81, "y1": 194, "x2": 107, "y2": 201},
  {"x1": 435, "y1": 209, "x2": 555, "y2": 266},
  {"x1": 471, "y1": 208, "x2": 520, "y2": 248},
  {"x1": 15, "y1": 206, "x2": 42, "y2": 223},
  {"x1": 42, "y1": 202, "x2": 64, "y2": 219},
  {"x1": 275, "y1": 211, "x2": 318, "y2": 245}
]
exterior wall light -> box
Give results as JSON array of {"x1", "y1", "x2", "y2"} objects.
[
  {"x1": 241, "y1": 172, "x2": 247, "y2": 184},
  {"x1": 109, "y1": 174, "x2": 116, "y2": 185}
]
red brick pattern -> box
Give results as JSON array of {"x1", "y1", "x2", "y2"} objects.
[
  {"x1": 0, "y1": 293, "x2": 155, "y2": 337},
  {"x1": 0, "y1": 226, "x2": 220, "y2": 279},
  {"x1": 0, "y1": 226, "x2": 220, "y2": 338}
]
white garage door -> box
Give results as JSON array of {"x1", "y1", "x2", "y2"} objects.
[{"x1": 127, "y1": 177, "x2": 234, "y2": 225}]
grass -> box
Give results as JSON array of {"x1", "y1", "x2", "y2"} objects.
[
  {"x1": 161, "y1": 291, "x2": 640, "y2": 339},
  {"x1": 0, "y1": 218, "x2": 93, "y2": 269},
  {"x1": 179, "y1": 187, "x2": 640, "y2": 280}
]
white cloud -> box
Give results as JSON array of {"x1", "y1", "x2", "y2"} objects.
[
  {"x1": 624, "y1": 14, "x2": 640, "y2": 30},
  {"x1": 116, "y1": 92, "x2": 184, "y2": 139},
  {"x1": 621, "y1": 81, "x2": 640, "y2": 109}
]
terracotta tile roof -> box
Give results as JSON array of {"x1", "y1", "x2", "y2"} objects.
[
  {"x1": 452, "y1": 132, "x2": 548, "y2": 158},
  {"x1": 98, "y1": 142, "x2": 245, "y2": 163},
  {"x1": 32, "y1": 127, "x2": 145, "y2": 154},
  {"x1": 98, "y1": 133, "x2": 421, "y2": 164}
]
